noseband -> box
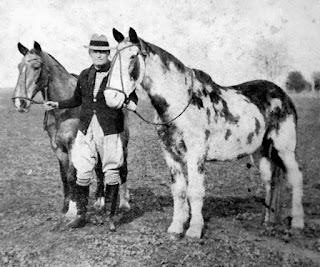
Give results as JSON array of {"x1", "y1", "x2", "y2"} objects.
[{"x1": 106, "y1": 43, "x2": 194, "y2": 126}]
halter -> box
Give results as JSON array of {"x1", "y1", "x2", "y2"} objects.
[
  {"x1": 12, "y1": 58, "x2": 50, "y2": 104},
  {"x1": 106, "y1": 42, "x2": 194, "y2": 126}
]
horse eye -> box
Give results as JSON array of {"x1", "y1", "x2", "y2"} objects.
[{"x1": 130, "y1": 55, "x2": 136, "y2": 60}]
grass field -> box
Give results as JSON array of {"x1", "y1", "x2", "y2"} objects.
[{"x1": 1, "y1": 88, "x2": 320, "y2": 266}]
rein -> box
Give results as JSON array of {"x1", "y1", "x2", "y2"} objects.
[{"x1": 106, "y1": 43, "x2": 194, "y2": 126}]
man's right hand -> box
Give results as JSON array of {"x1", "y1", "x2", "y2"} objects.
[{"x1": 44, "y1": 101, "x2": 59, "y2": 110}]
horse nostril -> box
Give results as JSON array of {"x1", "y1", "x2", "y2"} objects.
[{"x1": 20, "y1": 100, "x2": 27, "y2": 108}]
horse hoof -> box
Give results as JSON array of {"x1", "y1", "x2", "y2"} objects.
[
  {"x1": 168, "y1": 233, "x2": 182, "y2": 240},
  {"x1": 94, "y1": 197, "x2": 105, "y2": 210},
  {"x1": 67, "y1": 215, "x2": 86, "y2": 229},
  {"x1": 119, "y1": 202, "x2": 131, "y2": 212},
  {"x1": 185, "y1": 227, "x2": 202, "y2": 239}
]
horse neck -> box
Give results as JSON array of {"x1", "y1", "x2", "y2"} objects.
[
  {"x1": 43, "y1": 53, "x2": 77, "y2": 102},
  {"x1": 141, "y1": 51, "x2": 192, "y2": 120}
]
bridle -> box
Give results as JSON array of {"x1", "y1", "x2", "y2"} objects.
[
  {"x1": 12, "y1": 58, "x2": 50, "y2": 105},
  {"x1": 106, "y1": 42, "x2": 194, "y2": 126}
]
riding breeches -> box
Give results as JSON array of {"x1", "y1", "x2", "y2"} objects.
[{"x1": 71, "y1": 115, "x2": 124, "y2": 187}]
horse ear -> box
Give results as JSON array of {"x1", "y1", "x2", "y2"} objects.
[
  {"x1": 34, "y1": 41, "x2": 42, "y2": 52},
  {"x1": 113, "y1": 28, "x2": 125, "y2": 43},
  {"x1": 18, "y1": 42, "x2": 29, "y2": 55},
  {"x1": 129, "y1": 27, "x2": 139, "y2": 44}
]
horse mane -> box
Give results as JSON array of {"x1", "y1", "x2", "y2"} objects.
[
  {"x1": 46, "y1": 53, "x2": 70, "y2": 74},
  {"x1": 140, "y1": 39, "x2": 187, "y2": 73}
]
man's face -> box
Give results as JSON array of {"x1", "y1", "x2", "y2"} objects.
[{"x1": 89, "y1": 49, "x2": 109, "y2": 67}]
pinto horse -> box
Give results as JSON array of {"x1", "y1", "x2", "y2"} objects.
[
  {"x1": 12, "y1": 41, "x2": 131, "y2": 219},
  {"x1": 107, "y1": 28, "x2": 304, "y2": 238}
]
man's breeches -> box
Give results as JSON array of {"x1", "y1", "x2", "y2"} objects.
[{"x1": 71, "y1": 115, "x2": 124, "y2": 187}]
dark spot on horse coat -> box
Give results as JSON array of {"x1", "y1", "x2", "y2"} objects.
[
  {"x1": 157, "y1": 124, "x2": 187, "y2": 163},
  {"x1": 205, "y1": 129, "x2": 210, "y2": 140},
  {"x1": 191, "y1": 92, "x2": 204, "y2": 109},
  {"x1": 254, "y1": 118, "x2": 261, "y2": 134},
  {"x1": 150, "y1": 94, "x2": 169, "y2": 118},
  {"x1": 129, "y1": 56, "x2": 140, "y2": 80},
  {"x1": 247, "y1": 132, "x2": 254, "y2": 144},
  {"x1": 220, "y1": 100, "x2": 239, "y2": 124},
  {"x1": 206, "y1": 108, "x2": 211, "y2": 123},
  {"x1": 193, "y1": 69, "x2": 221, "y2": 104},
  {"x1": 225, "y1": 129, "x2": 232, "y2": 140}
]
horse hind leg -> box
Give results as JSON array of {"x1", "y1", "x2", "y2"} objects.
[
  {"x1": 269, "y1": 116, "x2": 304, "y2": 229},
  {"x1": 259, "y1": 148, "x2": 284, "y2": 225}
]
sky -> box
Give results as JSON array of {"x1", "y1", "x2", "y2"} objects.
[{"x1": 1, "y1": 0, "x2": 320, "y2": 89}]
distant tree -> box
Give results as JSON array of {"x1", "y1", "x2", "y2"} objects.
[
  {"x1": 312, "y1": 71, "x2": 320, "y2": 92},
  {"x1": 285, "y1": 71, "x2": 312, "y2": 93},
  {"x1": 253, "y1": 37, "x2": 290, "y2": 81}
]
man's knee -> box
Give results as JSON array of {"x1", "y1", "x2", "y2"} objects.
[
  {"x1": 105, "y1": 170, "x2": 121, "y2": 185},
  {"x1": 76, "y1": 172, "x2": 93, "y2": 187}
]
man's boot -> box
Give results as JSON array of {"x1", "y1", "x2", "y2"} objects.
[
  {"x1": 68, "y1": 184, "x2": 89, "y2": 229},
  {"x1": 105, "y1": 183, "x2": 119, "y2": 231}
]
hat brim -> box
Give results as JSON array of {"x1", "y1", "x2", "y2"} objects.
[{"x1": 84, "y1": 45, "x2": 113, "y2": 50}]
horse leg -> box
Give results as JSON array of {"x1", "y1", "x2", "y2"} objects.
[
  {"x1": 269, "y1": 116, "x2": 304, "y2": 228},
  {"x1": 93, "y1": 155, "x2": 106, "y2": 210},
  {"x1": 161, "y1": 149, "x2": 189, "y2": 237},
  {"x1": 119, "y1": 146, "x2": 131, "y2": 211},
  {"x1": 185, "y1": 154, "x2": 205, "y2": 238},
  {"x1": 54, "y1": 147, "x2": 75, "y2": 215},
  {"x1": 259, "y1": 157, "x2": 273, "y2": 224}
]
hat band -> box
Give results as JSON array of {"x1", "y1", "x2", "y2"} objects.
[{"x1": 89, "y1": 40, "x2": 109, "y2": 47}]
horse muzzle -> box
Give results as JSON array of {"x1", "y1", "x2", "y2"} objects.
[{"x1": 14, "y1": 98, "x2": 30, "y2": 113}]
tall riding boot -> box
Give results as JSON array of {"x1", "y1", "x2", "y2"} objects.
[
  {"x1": 105, "y1": 184, "x2": 119, "y2": 217},
  {"x1": 105, "y1": 184, "x2": 119, "y2": 231},
  {"x1": 68, "y1": 184, "x2": 89, "y2": 229}
]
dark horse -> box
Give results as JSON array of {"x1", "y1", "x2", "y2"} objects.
[
  {"x1": 107, "y1": 28, "x2": 304, "y2": 238},
  {"x1": 13, "y1": 41, "x2": 131, "y2": 219}
]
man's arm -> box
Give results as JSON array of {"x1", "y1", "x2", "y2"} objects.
[{"x1": 44, "y1": 77, "x2": 82, "y2": 110}]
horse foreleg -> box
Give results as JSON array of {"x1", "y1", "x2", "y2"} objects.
[
  {"x1": 119, "y1": 146, "x2": 130, "y2": 211},
  {"x1": 185, "y1": 155, "x2": 205, "y2": 239},
  {"x1": 162, "y1": 149, "x2": 189, "y2": 237}
]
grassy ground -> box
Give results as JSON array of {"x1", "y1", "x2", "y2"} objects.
[{"x1": 1, "y1": 88, "x2": 320, "y2": 266}]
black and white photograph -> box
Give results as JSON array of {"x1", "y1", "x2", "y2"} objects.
[{"x1": 1, "y1": 0, "x2": 320, "y2": 266}]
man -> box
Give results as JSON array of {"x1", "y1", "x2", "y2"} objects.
[{"x1": 44, "y1": 34, "x2": 137, "y2": 228}]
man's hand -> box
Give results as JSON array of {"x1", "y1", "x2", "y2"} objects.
[
  {"x1": 124, "y1": 100, "x2": 137, "y2": 111},
  {"x1": 44, "y1": 101, "x2": 59, "y2": 110}
]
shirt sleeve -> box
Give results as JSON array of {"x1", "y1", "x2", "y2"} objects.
[{"x1": 58, "y1": 76, "x2": 82, "y2": 109}]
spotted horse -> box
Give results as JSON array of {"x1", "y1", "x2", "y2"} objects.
[
  {"x1": 12, "y1": 42, "x2": 131, "y2": 223},
  {"x1": 106, "y1": 27, "x2": 305, "y2": 239}
]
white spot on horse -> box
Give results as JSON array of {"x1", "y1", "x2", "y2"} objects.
[{"x1": 65, "y1": 200, "x2": 77, "y2": 219}]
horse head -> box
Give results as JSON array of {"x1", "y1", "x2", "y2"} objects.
[
  {"x1": 106, "y1": 28, "x2": 146, "y2": 107},
  {"x1": 13, "y1": 41, "x2": 50, "y2": 112}
]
